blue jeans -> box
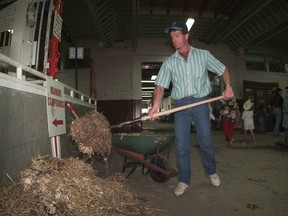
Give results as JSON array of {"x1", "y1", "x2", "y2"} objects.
[{"x1": 174, "y1": 96, "x2": 216, "y2": 184}]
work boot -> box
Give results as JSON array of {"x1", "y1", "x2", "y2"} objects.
[
  {"x1": 208, "y1": 173, "x2": 221, "y2": 187},
  {"x1": 174, "y1": 182, "x2": 189, "y2": 197}
]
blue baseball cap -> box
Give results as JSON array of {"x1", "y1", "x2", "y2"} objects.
[{"x1": 164, "y1": 21, "x2": 188, "y2": 33}]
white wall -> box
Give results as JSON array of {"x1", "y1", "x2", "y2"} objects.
[
  {"x1": 244, "y1": 70, "x2": 288, "y2": 91},
  {"x1": 57, "y1": 68, "x2": 91, "y2": 96}
]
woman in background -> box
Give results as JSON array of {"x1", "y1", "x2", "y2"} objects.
[{"x1": 242, "y1": 99, "x2": 256, "y2": 145}]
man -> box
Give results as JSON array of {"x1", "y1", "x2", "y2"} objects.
[
  {"x1": 270, "y1": 87, "x2": 283, "y2": 136},
  {"x1": 148, "y1": 21, "x2": 234, "y2": 197}
]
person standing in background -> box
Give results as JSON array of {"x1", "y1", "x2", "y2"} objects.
[
  {"x1": 221, "y1": 103, "x2": 233, "y2": 145},
  {"x1": 221, "y1": 100, "x2": 238, "y2": 146},
  {"x1": 270, "y1": 88, "x2": 283, "y2": 136},
  {"x1": 242, "y1": 99, "x2": 256, "y2": 145},
  {"x1": 148, "y1": 21, "x2": 234, "y2": 197},
  {"x1": 209, "y1": 103, "x2": 217, "y2": 121},
  {"x1": 266, "y1": 105, "x2": 274, "y2": 134},
  {"x1": 256, "y1": 106, "x2": 266, "y2": 133}
]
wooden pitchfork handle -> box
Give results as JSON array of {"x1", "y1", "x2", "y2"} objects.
[{"x1": 110, "y1": 95, "x2": 224, "y2": 129}]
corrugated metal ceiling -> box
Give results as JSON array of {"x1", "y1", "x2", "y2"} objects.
[{"x1": 61, "y1": 0, "x2": 288, "y2": 52}]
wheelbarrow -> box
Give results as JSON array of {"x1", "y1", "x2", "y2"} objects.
[
  {"x1": 112, "y1": 133, "x2": 176, "y2": 183},
  {"x1": 111, "y1": 96, "x2": 226, "y2": 183}
]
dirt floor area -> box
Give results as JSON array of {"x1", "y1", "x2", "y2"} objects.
[{"x1": 106, "y1": 121, "x2": 288, "y2": 216}]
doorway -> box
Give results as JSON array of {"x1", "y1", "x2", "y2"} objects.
[{"x1": 243, "y1": 80, "x2": 278, "y2": 111}]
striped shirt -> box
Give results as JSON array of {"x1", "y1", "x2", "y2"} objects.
[{"x1": 155, "y1": 47, "x2": 225, "y2": 100}]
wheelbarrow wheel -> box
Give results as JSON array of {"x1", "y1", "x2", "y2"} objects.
[{"x1": 149, "y1": 156, "x2": 170, "y2": 183}]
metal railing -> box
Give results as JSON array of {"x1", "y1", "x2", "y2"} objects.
[{"x1": 0, "y1": 53, "x2": 96, "y2": 109}]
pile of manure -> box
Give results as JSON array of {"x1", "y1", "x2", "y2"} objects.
[{"x1": 0, "y1": 156, "x2": 153, "y2": 216}]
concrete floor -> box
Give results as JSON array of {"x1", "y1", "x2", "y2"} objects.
[{"x1": 107, "y1": 121, "x2": 288, "y2": 216}]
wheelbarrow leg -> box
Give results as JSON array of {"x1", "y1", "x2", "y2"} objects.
[
  {"x1": 141, "y1": 154, "x2": 150, "y2": 176},
  {"x1": 122, "y1": 155, "x2": 128, "y2": 173},
  {"x1": 122, "y1": 155, "x2": 138, "y2": 178},
  {"x1": 126, "y1": 163, "x2": 138, "y2": 178}
]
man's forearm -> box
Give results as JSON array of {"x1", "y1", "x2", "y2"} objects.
[
  {"x1": 153, "y1": 85, "x2": 164, "y2": 109},
  {"x1": 221, "y1": 69, "x2": 231, "y2": 86}
]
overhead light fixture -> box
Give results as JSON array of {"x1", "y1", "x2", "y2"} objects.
[
  {"x1": 142, "y1": 87, "x2": 155, "y2": 90},
  {"x1": 186, "y1": 18, "x2": 195, "y2": 31},
  {"x1": 141, "y1": 80, "x2": 155, "y2": 83},
  {"x1": 151, "y1": 75, "x2": 157, "y2": 80},
  {"x1": 142, "y1": 93, "x2": 152, "y2": 96},
  {"x1": 142, "y1": 65, "x2": 150, "y2": 69}
]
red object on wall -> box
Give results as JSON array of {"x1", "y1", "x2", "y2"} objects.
[
  {"x1": 47, "y1": 0, "x2": 63, "y2": 79},
  {"x1": 90, "y1": 62, "x2": 97, "y2": 99},
  {"x1": 47, "y1": 35, "x2": 60, "y2": 79}
]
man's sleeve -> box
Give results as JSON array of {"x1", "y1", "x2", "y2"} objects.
[
  {"x1": 206, "y1": 51, "x2": 226, "y2": 76},
  {"x1": 154, "y1": 60, "x2": 171, "y2": 89}
]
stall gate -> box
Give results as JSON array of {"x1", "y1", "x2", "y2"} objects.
[
  {"x1": 0, "y1": 53, "x2": 96, "y2": 184},
  {"x1": 0, "y1": 0, "x2": 52, "y2": 70}
]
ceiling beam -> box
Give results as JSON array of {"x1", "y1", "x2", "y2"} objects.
[
  {"x1": 214, "y1": 0, "x2": 236, "y2": 18},
  {"x1": 232, "y1": 0, "x2": 288, "y2": 50},
  {"x1": 182, "y1": 0, "x2": 189, "y2": 13},
  {"x1": 82, "y1": 0, "x2": 107, "y2": 45},
  {"x1": 149, "y1": 0, "x2": 153, "y2": 15},
  {"x1": 166, "y1": 0, "x2": 174, "y2": 15},
  {"x1": 199, "y1": 0, "x2": 210, "y2": 17},
  {"x1": 82, "y1": 0, "x2": 120, "y2": 47},
  {"x1": 244, "y1": 20, "x2": 288, "y2": 51},
  {"x1": 210, "y1": 0, "x2": 274, "y2": 44}
]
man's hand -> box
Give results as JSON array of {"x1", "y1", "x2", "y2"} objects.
[
  {"x1": 221, "y1": 69, "x2": 234, "y2": 100},
  {"x1": 148, "y1": 106, "x2": 159, "y2": 120},
  {"x1": 148, "y1": 85, "x2": 164, "y2": 119},
  {"x1": 222, "y1": 86, "x2": 234, "y2": 100}
]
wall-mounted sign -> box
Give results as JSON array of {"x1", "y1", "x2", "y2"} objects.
[
  {"x1": 46, "y1": 77, "x2": 66, "y2": 137},
  {"x1": 69, "y1": 47, "x2": 84, "y2": 59},
  {"x1": 0, "y1": 1, "x2": 16, "y2": 32},
  {"x1": 53, "y1": 11, "x2": 62, "y2": 41}
]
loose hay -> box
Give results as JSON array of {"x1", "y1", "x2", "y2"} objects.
[
  {"x1": 70, "y1": 111, "x2": 112, "y2": 156},
  {"x1": 0, "y1": 156, "x2": 152, "y2": 216}
]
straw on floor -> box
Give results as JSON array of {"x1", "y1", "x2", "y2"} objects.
[{"x1": 0, "y1": 156, "x2": 153, "y2": 215}]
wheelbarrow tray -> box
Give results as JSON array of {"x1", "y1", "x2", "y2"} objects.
[
  {"x1": 111, "y1": 133, "x2": 175, "y2": 154},
  {"x1": 111, "y1": 133, "x2": 176, "y2": 182}
]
